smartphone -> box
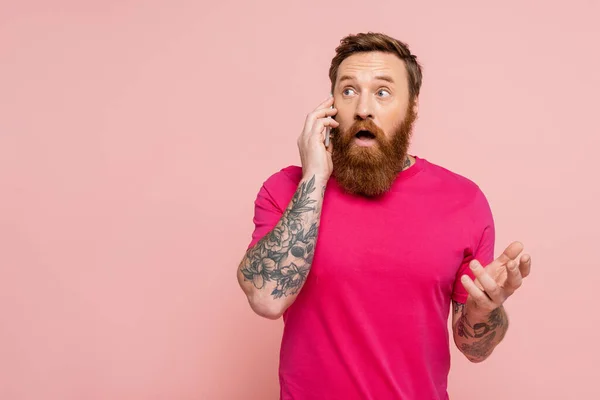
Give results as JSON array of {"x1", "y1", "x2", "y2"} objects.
[{"x1": 325, "y1": 95, "x2": 334, "y2": 147}]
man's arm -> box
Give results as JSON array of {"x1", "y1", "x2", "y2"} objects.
[
  {"x1": 451, "y1": 301, "x2": 509, "y2": 363},
  {"x1": 238, "y1": 94, "x2": 338, "y2": 319},
  {"x1": 237, "y1": 174, "x2": 326, "y2": 319},
  {"x1": 451, "y1": 242, "x2": 532, "y2": 362}
]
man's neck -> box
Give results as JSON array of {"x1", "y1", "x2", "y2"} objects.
[{"x1": 401, "y1": 155, "x2": 415, "y2": 171}]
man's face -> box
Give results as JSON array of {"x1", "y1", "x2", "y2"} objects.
[{"x1": 330, "y1": 51, "x2": 417, "y2": 197}]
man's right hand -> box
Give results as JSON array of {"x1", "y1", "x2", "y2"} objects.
[{"x1": 297, "y1": 95, "x2": 339, "y2": 183}]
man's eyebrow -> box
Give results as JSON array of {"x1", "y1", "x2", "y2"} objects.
[
  {"x1": 338, "y1": 75, "x2": 395, "y2": 84},
  {"x1": 373, "y1": 75, "x2": 395, "y2": 84}
]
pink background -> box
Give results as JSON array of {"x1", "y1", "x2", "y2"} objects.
[{"x1": 1, "y1": 1, "x2": 599, "y2": 399}]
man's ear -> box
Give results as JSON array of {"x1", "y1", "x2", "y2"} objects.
[{"x1": 412, "y1": 97, "x2": 419, "y2": 115}]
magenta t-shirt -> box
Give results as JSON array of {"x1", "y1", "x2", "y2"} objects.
[{"x1": 247, "y1": 156, "x2": 495, "y2": 400}]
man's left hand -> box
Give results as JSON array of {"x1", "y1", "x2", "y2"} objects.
[{"x1": 461, "y1": 241, "x2": 532, "y2": 318}]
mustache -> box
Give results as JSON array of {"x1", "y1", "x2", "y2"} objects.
[{"x1": 347, "y1": 119, "x2": 385, "y2": 138}]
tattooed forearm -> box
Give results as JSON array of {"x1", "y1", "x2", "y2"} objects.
[
  {"x1": 460, "y1": 331, "x2": 497, "y2": 360},
  {"x1": 453, "y1": 301, "x2": 509, "y2": 362},
  {"x1": 239, "y1": 175, "x2": 326, "y2": 301},
  {"x1": 453, "y1": 301, "x2": 465, "y2": 315}
]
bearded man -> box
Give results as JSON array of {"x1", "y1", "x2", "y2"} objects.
[{"x1": 237, "y1": 32, "x2": 532, "y2": 400}]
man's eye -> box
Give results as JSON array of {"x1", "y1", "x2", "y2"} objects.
[
  {"x1": 378, "y1": 89, "x2": 390, "y2": 97},
  {"x1": 343, "y1": 88, "x2": 355, "y2": 96}
]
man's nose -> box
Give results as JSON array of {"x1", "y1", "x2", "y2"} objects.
[{"x1": 354, "y1": 95, "x2": 374, "y2": 120}]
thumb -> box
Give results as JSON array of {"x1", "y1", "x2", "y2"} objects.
[
  {"x1": 325, "y1": 129, "x2": 333, "y2": 154},
  {"x1": 326, "y1": 141, "x2": 333, "y2": 154}
]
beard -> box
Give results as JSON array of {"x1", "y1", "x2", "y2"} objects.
[{"x1": 330, "y1": 102, "x2": 418, "y2": 197}]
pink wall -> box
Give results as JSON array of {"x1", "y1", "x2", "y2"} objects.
[{"x1": 1, "y1": 1, "x2": 598, "y2": 399}]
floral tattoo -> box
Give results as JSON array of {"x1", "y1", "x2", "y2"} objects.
[{"x1": 241, "y1": 176, "x2": 321, "y2": 299}]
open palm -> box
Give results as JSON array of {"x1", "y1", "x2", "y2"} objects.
[{"x1": 461, "y1": 241, "x2": 532, "y2": 316}]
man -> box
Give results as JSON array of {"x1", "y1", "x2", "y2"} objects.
[{"x1": 237, "y1": 32, "x2": 532, "y2": 400}]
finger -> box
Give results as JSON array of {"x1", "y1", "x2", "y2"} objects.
[
  {"x1": 519, "y1": 254, "x2": 532, "y2": 278},
  {"x1": 306, "y1": 107, "x2": 338, "y2": 126},
  {"x1": 312, "y1": 95, "x2": 335, "y2": 112},
  {"x1": 303, "y1": 108, "x2": 338, "y2": 138},
  {"x1": 461, "y1": 274, "x2": 496, "y2": 309},
  {"x1": 494, "y1": 241, "x2": 525, "y2": 265},
  {"x1": 488, "y1": 241, "x2": 524, "y2": 273},
  {"x1": 470, "y1": 260, "x2": 504, "y2": 304},
  {"x1": 505, "y1": 259, "x2": 523, "y2": 293},
  {"x1": 310, "y1": 118, "x2": 340, "y2": 139}
]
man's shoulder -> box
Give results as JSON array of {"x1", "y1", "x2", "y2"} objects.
[
  {"x1": 421, "y1": 158, "x2": 486, "y2": 202},
  {"x1": 260, "y1": 165, "x2": 303, "y2": 193},
  {"x1": 423, "y1": 158, "x2": 481, "y2": 190}
]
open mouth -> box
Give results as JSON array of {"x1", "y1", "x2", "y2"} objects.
[{"x1": 355, "y1": 130, "x2": 376, "y2": 140}]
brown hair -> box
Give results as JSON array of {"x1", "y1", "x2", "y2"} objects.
[{"x1": 328, "y1": 32, "x2": 423, "y2": 101}]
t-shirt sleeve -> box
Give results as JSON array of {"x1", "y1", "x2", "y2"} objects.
[
  {"x1": 246, "y1": 181, "x2": 285, "y2": 250},
  {"x1": 452, "y1": 187, "x2": 496, "y2": 304}
]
